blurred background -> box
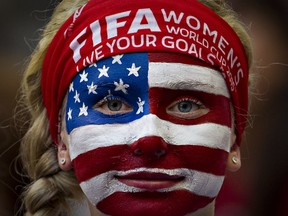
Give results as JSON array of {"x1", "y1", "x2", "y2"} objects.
[{"x1": 0, "y1": 0, "x2": 287, "y2": 215}]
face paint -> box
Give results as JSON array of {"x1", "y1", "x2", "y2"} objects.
[
  {"x1": 66, "y1": 52, "x2": 232, "y2": 216},
  {"x1": 66, "y1": 52, "x2": 149, "y2": 132}
]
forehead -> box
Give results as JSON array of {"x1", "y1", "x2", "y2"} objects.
[{"x1": 70, "y1": 52, "x2": 228, "y2": 94}]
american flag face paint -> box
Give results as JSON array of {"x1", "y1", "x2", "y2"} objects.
[
  {"x1": 66, "y1": 52, "x2": 232, "y2": 216},
  {"x1": 66, "y1": 52, "x2": 149, "y2": 132}
]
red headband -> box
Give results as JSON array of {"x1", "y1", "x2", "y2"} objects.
[{"x1": 42, "y1": 0, "x2": 249, "y2": 145}]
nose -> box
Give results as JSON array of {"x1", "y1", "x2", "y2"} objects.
[{"x1": 131, "y1": 136, "x2": 168, "y2": 159}]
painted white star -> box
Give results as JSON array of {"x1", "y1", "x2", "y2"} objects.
[
  {"x1": 67, "y1": 108, "x2": 73, "y2": 120},
  {"x1": 127, "y1": 63, "x2": 141, "y2": 77},
  {"x1": 79, "y1": 70, "x2": 88, "y2": 82},
  {"x1": 74, "y1": 90, "x2": 80, "y2": 103},
  {"x1": 89, "y1": 62, "x2": 97, "y2": 68},
  {"x1": 98, "y1": 65, "x2": 110, "y2": 78},
  {"x1": 87, "y1": 82, "x2": 97, "y2": 94},
  {"x1": 112, "y1": 54, "x2": 124, "y2": 64},
  {"x1": 79, "y1": 103, "x2": 88, "y2": 116},
  {"x1": 136, "y1": 97, "x2": 145, "y2": 114},
  {"x1": 69, "y1": 82, "x2": 74, "y2": 92},
  {"x1": 114, "y1": 79, "x2": 129, "y2": 94}
]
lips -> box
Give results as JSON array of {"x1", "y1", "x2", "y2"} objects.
[{"x1": 115, "y1": 171, "x2": 184, "y2": 191}]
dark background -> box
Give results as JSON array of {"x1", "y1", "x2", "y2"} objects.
[{"x1": 0, "y1": 0, "x2": 287, "y2": 215}]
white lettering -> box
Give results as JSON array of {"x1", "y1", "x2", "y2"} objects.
[
  {"x1": 218, "y1": 36, "x2": 229, "y2": 55},
  {"x1": 106, "y1": 34, "x2": 157, "y2": 53},
  {"x1": 81, "y1": 45, "x2": 104, "y2": 68},
  {"x1": 210, "y1": 46, "x2": 217, "y2": 55},
  {"x1": 85, "y1": 51, "x2": 94, "y2": 65},
  {"x1": 106, "y1": 39, "x2": 116, "y2": 53},
  {"x1": 186, "y1": 16, "x2": 200, "y2": 30},
  {"x1": 70, "y1": 27, "x2": 87, "y2": 63},
  {"x1": 180, "y1": 28, "x2": 189, "y2": 37},
  {"x1": 161, "y1": 9, "x2": 184, "y2": 24},
  {"x1": 106, "y1": 11, "x2": 131, "y2": 39},
  {"x1": 94, "y1": 45, "x2": 104, "y2": 60},
  {"x1": 90, "y1": 20, "x2": 101, "y2": 46},
  {"x1": 117, "y1": 37, "x2": 130, "y2": 50},
  {"x1": 131, "y1": 34, "x2": 145, "y2": 47},
  {"x1": 207, "y1": 53, "x2": 216, "y2": 65},
  {"x1": 162, "y1": 36, "x2": 175, "y2": 49},
  {"x1": 146, "y1": 34, "x2": 157, "y2": 47},
  {"x1": 176, "y1": 39, "x2": 188, "y2": 52},
  {"x1": 162, "y1": 36, "x2": 202, "y2": 58},
  {"x1": 234, "y1": 68, "x2": 243, "y2": 85},
  {"x1": 227, "y1": 48, "x2": 238, "y2": 69},
  {"x1": 166, "y1": 25, "x2": 180, "y2": 34},
  {"x1": 203, "y1": 23, "x2": 218, "y2": 43},
  {"x1": 188, "y1": 43, "x2": 198, "y2": 57},
  {"x1": 128, "y1": 9, "x2": 161, "y2": 33}
]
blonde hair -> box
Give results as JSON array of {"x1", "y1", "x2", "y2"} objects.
[{"x1": 19, "y1": 0, "x2": 253, "y2": 215}]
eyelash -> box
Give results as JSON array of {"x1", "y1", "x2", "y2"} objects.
[
  {"x1": 183, "y1": 97, "x2": 201, "y2": 104},
  {"x1": 93, "y1": 95, "x2": 133, "y2": 115},
  {"x1": 94, "y1": 96, "x2": 123, "y2": 108},
  {"x1": 166, "y1": 96, "x2": 209, "y2": 119},
  {"x1": 174, "y1": 97, "x2": 205, "y2": 108}
]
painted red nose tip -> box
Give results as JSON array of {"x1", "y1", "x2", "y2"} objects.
[{"x1": 131, "y1": 136, "x2": 168, "y2": 158}]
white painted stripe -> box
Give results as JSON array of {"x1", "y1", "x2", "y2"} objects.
[
  {"x1": 80, "y1": 168, "x2": 225, "y2": 205},
  {"x1": 148, "y1": 63, "x2": 230, "y2": 98},
  {"x1": 69, "y1": 114, "x2": 231, "y2": 160}
]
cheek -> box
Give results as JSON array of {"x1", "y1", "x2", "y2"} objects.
[{"x1": 68, "y1": 117, "x2": 231, "y2": 214}]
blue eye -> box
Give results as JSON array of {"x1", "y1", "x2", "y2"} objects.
[
  {"x1": 107, "y1": 99, "x2": 123, "y2": 111},
  {"x1": 177, "y1": 101, "x2": 194, "y2": 113},
  {"x1": 167, "y1": 97, "x2": 209, "y2": 119},
  {"x1": 94, "y1": 97, "x2": 133, "y2": 115}
]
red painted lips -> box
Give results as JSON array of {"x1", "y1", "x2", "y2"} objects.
[{"x1": 116, "y1": 172, "x2": 184, "y2": 191}]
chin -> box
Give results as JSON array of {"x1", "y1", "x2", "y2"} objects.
[{"x1": 96, "y1": 190, "x2": 214, "y2": 216}]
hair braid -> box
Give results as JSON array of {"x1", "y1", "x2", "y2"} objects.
[
  {"x1": 20, "y1": 110, "x2": 81, "y2": 215},
  {"x1": 20, "y1": 0, "x2": 87, "y2": 215}
]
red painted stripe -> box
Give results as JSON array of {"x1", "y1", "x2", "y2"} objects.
[
  {"x1": 149, "y1": 87, "x2": 231, "y2": 127},
  {"x1": 97, "y1": 190, "x2": 214, "y2": 216},
  {"x1": 73, "y1": 143, "x2": 228, "y2": 183},
  {"x1": 148, "y1": 52, "x2": 217, "y2": 70}
]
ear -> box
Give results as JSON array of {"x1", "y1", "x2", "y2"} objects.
[
  {"x1": 57, "y1": 130, "x2": 72, "y2": 171},
  {"x1": 226, "y1": 145, "x2": 241, "y2": 172}
]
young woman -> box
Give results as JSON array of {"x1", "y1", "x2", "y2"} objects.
[{"x1": 20, "y1": 0, "x2": 253, "y2": 215}]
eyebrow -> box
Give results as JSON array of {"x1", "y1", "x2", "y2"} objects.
[
  {"x1": 148, "y1": 62, "x2": 230, "y2": 98},
  {"x1": 164, "y1": 80, "x2": 214, "y2": 90}
]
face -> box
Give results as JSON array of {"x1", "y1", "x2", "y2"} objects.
[{"x1": 65, "y1": 52, "x2": 232, "y2": 216}]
